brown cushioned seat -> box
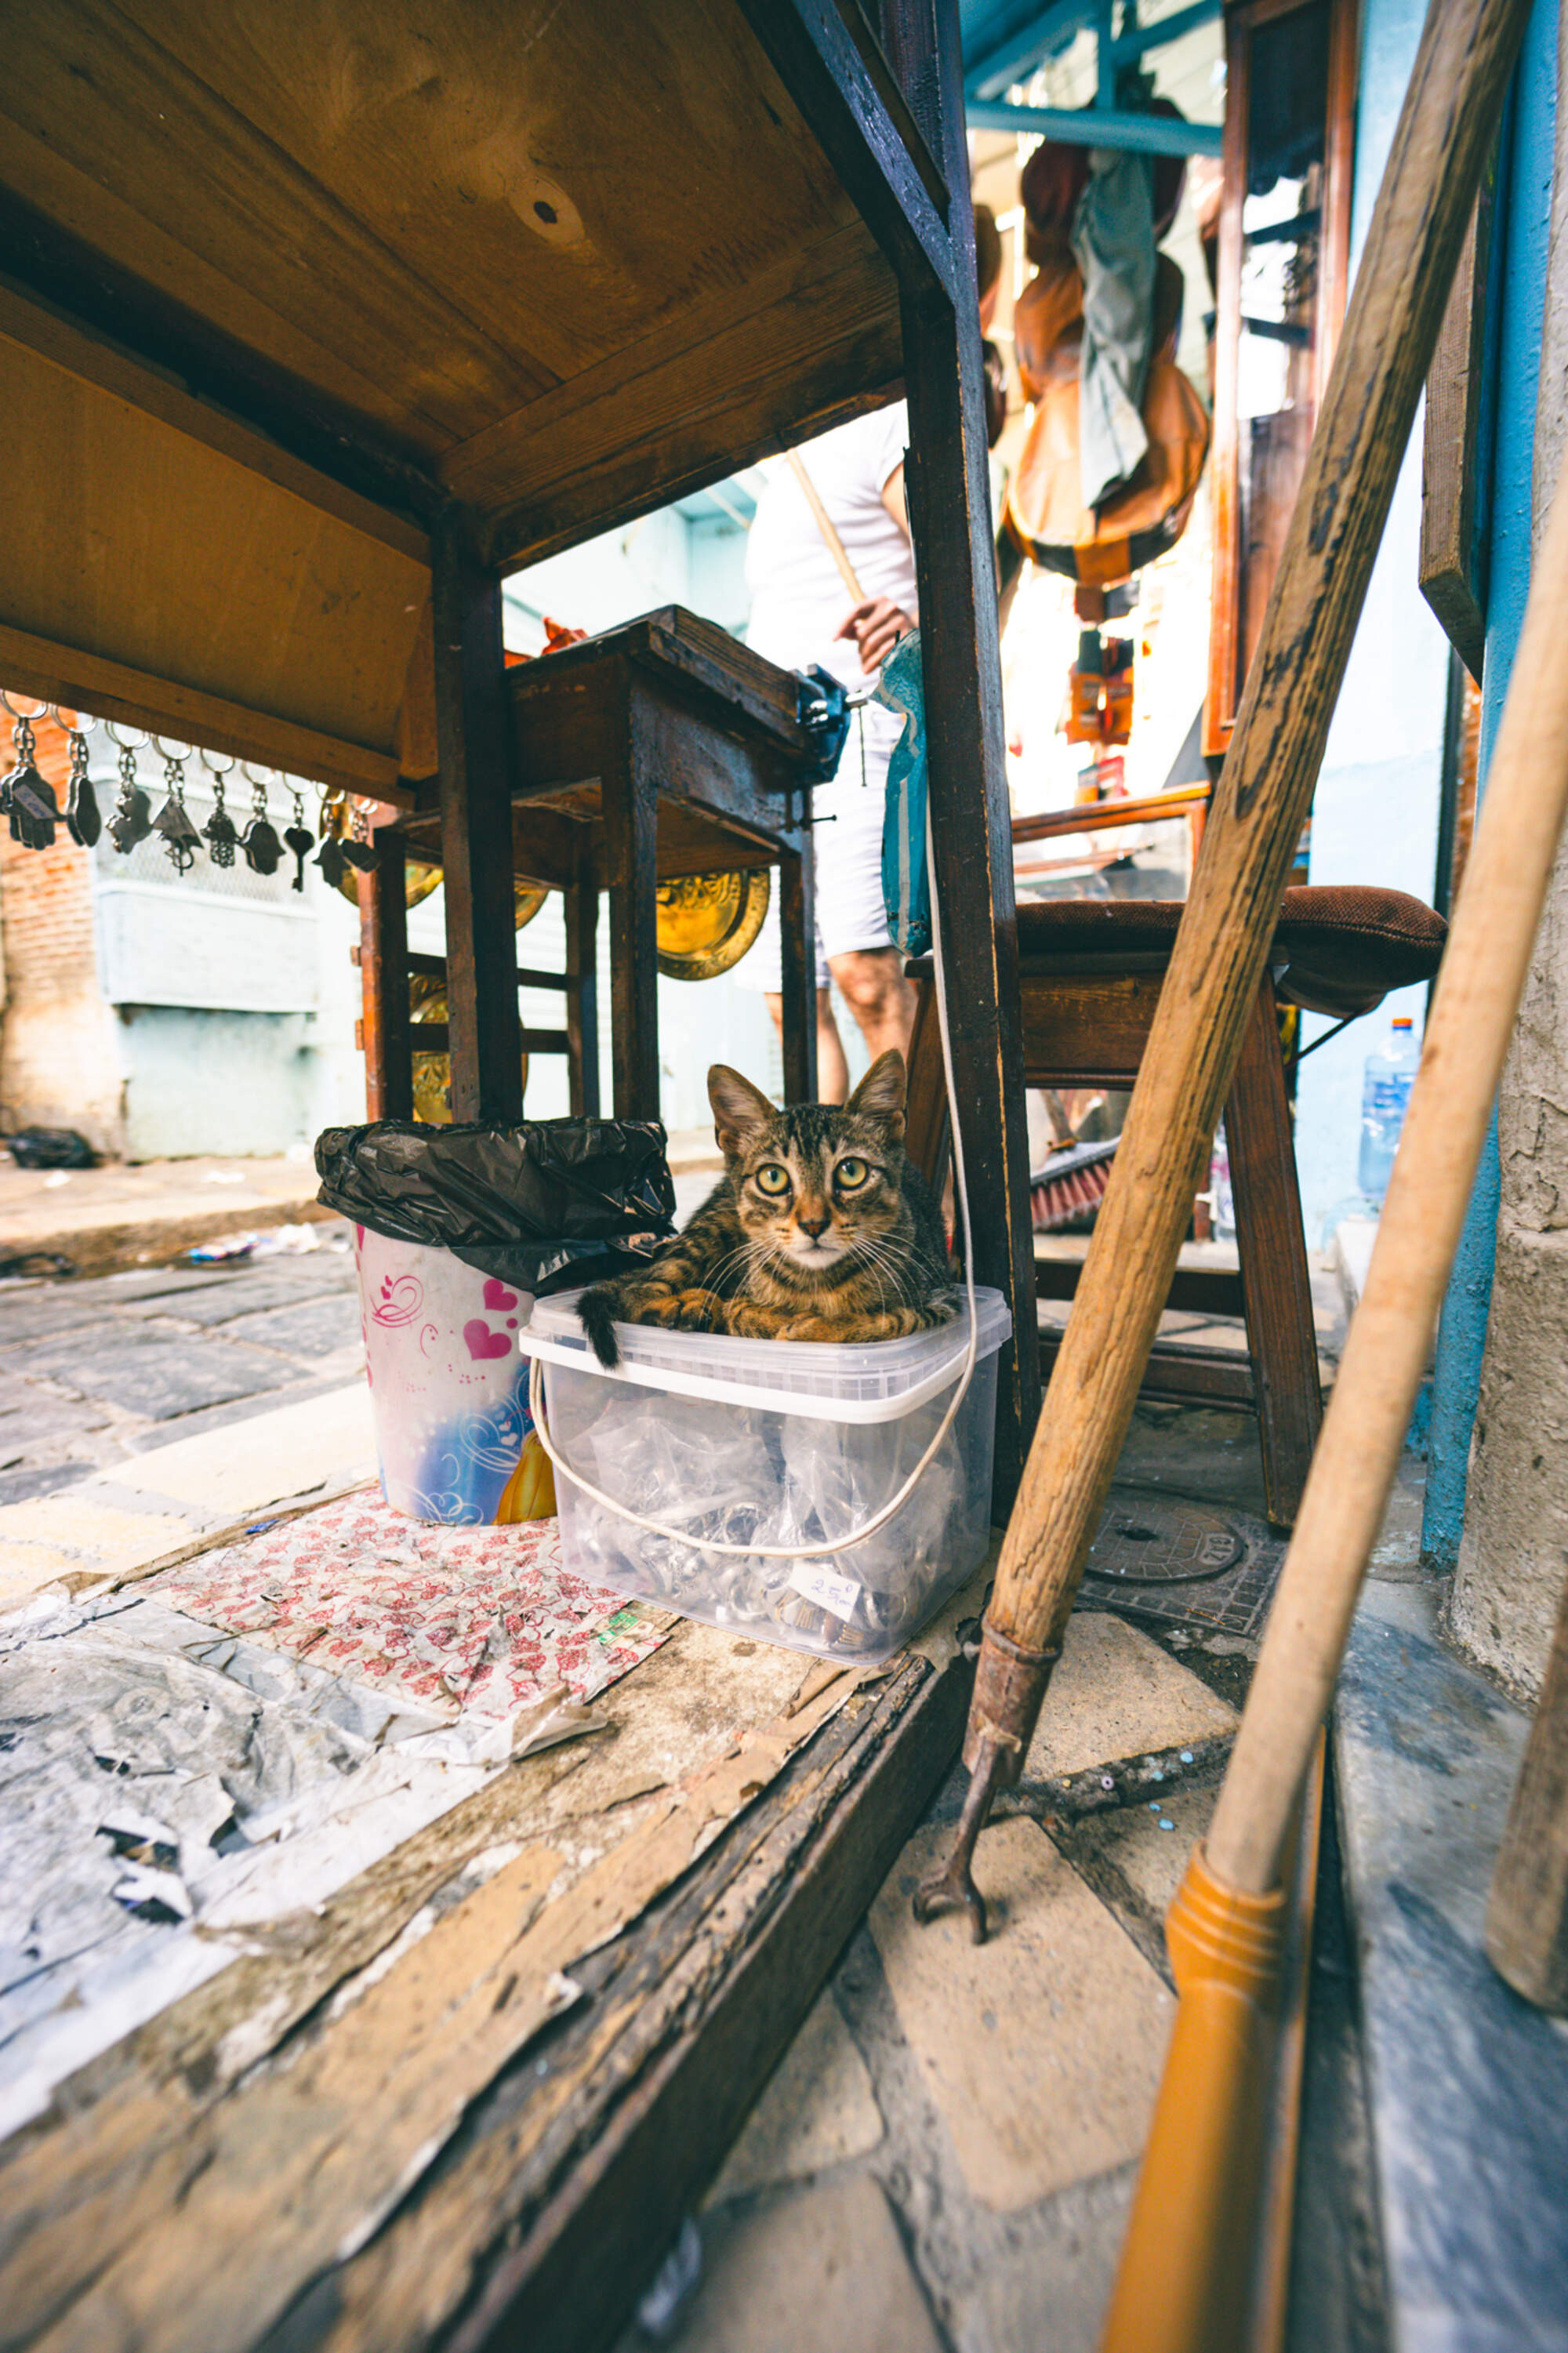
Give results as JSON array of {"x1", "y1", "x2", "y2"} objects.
[{"x1": 1013, "y1": 884, "x2": 1447, "y2": 1018}]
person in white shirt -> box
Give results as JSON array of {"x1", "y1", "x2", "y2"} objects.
[
  {"x1": 739, "y1": 402, "x2": 920, "y2": 1101},
  {"x1": 739, "y1": 209, "x2": 1003, "y2": 1102}
]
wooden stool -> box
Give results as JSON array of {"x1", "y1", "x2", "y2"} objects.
[
  {"x1": 368, "y1": 608, "x2": 824, "y2": 1122},
  {"x1": 906, "y1": 885, "x2": 1449, "y2": 1527}
]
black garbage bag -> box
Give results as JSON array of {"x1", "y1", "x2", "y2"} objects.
[
  {"x1": 6, "y1": 1127, "x2": 98, "y2": 1170},
  {"x1": 314, "y1": 1117, "x2": 678, "y2": 1293}
]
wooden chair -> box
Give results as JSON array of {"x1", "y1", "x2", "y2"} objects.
[{"x1": 906, "y1": 884, "x2": 1449, "y2": 1526}]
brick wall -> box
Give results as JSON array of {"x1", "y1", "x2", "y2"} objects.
[{"x1": 0, "y1": 710, "x2": 125, "y2": 1152}]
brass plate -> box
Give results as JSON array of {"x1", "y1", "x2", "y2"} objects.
[
  {"x1": 338, "y1": 854, "x2": 546, "y2": 930},
  {"x1": 656, "y1": 869, "x2": 770, "y2": 980},
  {"x1": 409, "y1": 975, "x2": 530, "y2": 1125}
]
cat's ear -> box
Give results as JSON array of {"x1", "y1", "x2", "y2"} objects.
[
  {"x1": 846, "y1": 1050, "x2": 906, "y2": 1141},
  {"x1": 709, "y1": 1065, "x2": 776, "y2": 1158}
]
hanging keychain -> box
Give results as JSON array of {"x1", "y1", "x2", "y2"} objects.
[
  {"x1": 201, "y1": 750, "x2": 239, "y2": 867},
  {"x1": 151, "y1": 739, "x2": 202, "y2": 874},
  {"x1": 339, "y1": 793, "x2": 379, "y2": 874},
  {"x1": 106, "y1": 725, "x2": 154, "y2": 852},
  {"x1": 284, "y1": 786, "x2": 314, "y2": 892},
  {"x1": 240, "y1": 764, "x2": 284, "y2": 875},
  {"x1": 314, "y1": 786, "x2": 348, "y2": 890},
  {"x1": 61, "y1": 713, "x2": 102, "y2": 848},
  {"x1": 2, "y1": 694, "x2": 59, "y2": 851}
]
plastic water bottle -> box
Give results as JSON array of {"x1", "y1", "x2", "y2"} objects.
[{"x1": 1358, "y1": 1015, "x2": 1420, "y2": 1201}]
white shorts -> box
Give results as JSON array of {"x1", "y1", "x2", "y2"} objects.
[{"x1": 738, "y1": 714, "x2": 897, "y2": 993}]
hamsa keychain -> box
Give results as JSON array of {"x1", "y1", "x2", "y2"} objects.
[
  {"x1": 201, "y1": 752, "x2": 239, "y2": 867},
  {"x1": 151, "y1": 741, "x2": 203, "y2": 874},
  {"x1": 63, "y1": 718, "x2": 102, "y2": 848},
  {"x1": 314, "y1": 788, "x2": 348, "y2": 891},
  {"x1": 240, "y1": 765, "x2": 284, "y2": 875},
  {"x1": 107, "y1": 728, "x2": 153, "y2": 852},
  {"x1": 2, "y1": 696, "x2": 59, "y2": 851}
]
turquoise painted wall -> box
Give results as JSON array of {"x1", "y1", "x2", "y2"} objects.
[{"x1": 1423, "y1": 0, "x2": 1559, "y2": 1566}]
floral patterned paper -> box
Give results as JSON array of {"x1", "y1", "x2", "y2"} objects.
[{"x1": 152, "y1": 1492, "x2": 671, "y2": 1720}]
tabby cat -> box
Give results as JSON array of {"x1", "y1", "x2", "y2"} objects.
[{"x1": 578, "y1": 1051, "x2": 955, "y2": 1368}]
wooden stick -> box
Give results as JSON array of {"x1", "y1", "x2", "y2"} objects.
[
  {"x1": 916, "y1": 0, "x2": 1530, "y2": 1941},
  {"x1": 786, "y1": 448, "x2": 866, "y2": 601},
  {"x1": 1486, "y1": 1567, "x2": 1568, "y2": 2012},
  {"x1": 1207, "y1": 459, "x2": 1568, "y2": 1891}
]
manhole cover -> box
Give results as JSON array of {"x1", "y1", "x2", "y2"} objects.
[{"x1": 1085, "y1": 1493, "x2": 1243, "y2": 1584}]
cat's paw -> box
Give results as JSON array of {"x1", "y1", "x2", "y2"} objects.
[{"x1": 638, "y1": 1288, "x2": 726, "y2": 1333}]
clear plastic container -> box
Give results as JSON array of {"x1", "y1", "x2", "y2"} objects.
[
  {"x1": 1358, "y1": 1015, "x2": 1421, "y2": 1202},
  {"x1": 519, "y1": 1288, "x2": 1013, "y2": 1659}
]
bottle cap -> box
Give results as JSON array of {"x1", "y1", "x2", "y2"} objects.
[{"x1": 1392, "y1": 1017, "x2": 1414, "y2": 1029}]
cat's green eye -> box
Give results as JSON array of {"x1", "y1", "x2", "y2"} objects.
[
  {"x1": 754, "y1": 1164, "x2": 791, "y2": 1196},
  {"x1": 835, "y1": 1157, "x2": 869, "y2": 1189}
]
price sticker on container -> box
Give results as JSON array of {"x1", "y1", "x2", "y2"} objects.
[{"x1": 789, "y1": 1562, "x2": 861, "y2": 1621}]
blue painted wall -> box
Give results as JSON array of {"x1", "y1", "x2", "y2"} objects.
[{"x1": 1423, "y1": 0, "x2": 1559, "y2": 1565}]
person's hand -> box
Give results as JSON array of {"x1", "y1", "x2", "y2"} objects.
[{"x1": 835, "y1": 596, "x2": 915, "y2": 674}]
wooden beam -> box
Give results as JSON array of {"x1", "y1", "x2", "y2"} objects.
[
  {"x1": 894, "y1": 0, "x2": 1041, "y2": 1509},
  {"x1": 564, "y1": 838, "x2": 601, "y2": 1119},
  {"x1": 0, "y1": 284, "x2": 428, "y2": 562},
  {"x1": 433, "y1": 514, "x2": 524, "y2": 1123},
  {"x1": 1036, "y1": 1257, "x2": 1247, "y2": 1319},
  {"x1": 357, "y1": 834, "x2": 413, "y2": 1122},
  {"x1": 605, "y1": 682, "x2": 662, "y2": 1120},
  {"x1": 734, "y1": 0, "x2": 956, "y2": 303},
  {"x1": 0, "y1": 622, "x2": 414, "y2": 806},
  {"x1": 1420, "y1": 171, "x2": 1500, "y2": 682}
]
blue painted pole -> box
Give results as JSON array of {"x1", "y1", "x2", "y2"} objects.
[
  {"x1": 964, "y1": 99, "x2": 1223, "y2": 155},
  {"x1": 1421, "y1": 0, "x2": 1558, "y2": 1567}
]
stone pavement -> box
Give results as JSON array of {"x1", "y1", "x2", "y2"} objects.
[
  {"x1": 0, "y1": 1229, "x2": 363, "y2": 1510},
  {"x1": 618, "y1": 1385, "x2": 1309, "y2": 2353}
]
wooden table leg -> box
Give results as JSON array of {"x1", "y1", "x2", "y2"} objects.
[
  {"x1": 604, "y1": 685, "x2": 661, "y2": 1122},
  {"x1": 356, "y1": 831, "x2": 412, "y2": 1122},
  {"x1": 1227, "y1": 977, "x2": 1323, "y2": 1526},
  {"x1": 777, "y1": 834, "x2": 818, "y2": 1103},
  {"x1": 899, "y1": 364, "x2": 1038, "y2": 1505},
  {"x1": 433, "y1": 510, "x2": 524, "y2": 1123},
  {"x1": 565, "y1": 836, "x2": 601, "y2": 1119}
]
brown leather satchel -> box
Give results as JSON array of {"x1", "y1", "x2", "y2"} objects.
[{"x1": 1005, "y1": 242, "x2": 1210, "y2": 587}]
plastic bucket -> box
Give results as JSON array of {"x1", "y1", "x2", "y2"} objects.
[
  {"x1": 521, "y1": 1288, "x2": 1011, "y2": 1658},
  {"x1": 353, "y1": 1224, "x2": 554, "y2": 1524}
]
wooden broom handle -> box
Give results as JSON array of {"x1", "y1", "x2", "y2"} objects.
[
  {"x1": 1207, "y1": 463, "x2": 1568, "y2": 1890},
  {"x1": 982, "y1": 0, "x2": 1529, "y2": 1694},
  {"x1": 786, "y1": 448, "x2": 866, "y2": 603}
]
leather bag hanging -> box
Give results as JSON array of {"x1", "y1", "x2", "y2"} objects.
[{"x1": 1005, "y1": 236, "x2": 1210, "y2": 588}]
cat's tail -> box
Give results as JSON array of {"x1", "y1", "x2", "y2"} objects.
[{"x1": 578, "y1": 1286, "x2": 622, "y2": 1369}]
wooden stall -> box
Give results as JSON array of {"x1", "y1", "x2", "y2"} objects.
[
  {"x1": 0, "y1": 9, "x2": 1036, "y2": 2341},
  {"x1": 0, "y1": 0, "x2": 1036, "y2": 1499}
]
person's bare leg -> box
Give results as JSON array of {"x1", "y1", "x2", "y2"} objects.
[
  {"x1": 764, "y1": 986, "x2": 849, "y2": 1102},
  {"x1": 827, "y1": 947, "x2": 917, "y2": 1064}
]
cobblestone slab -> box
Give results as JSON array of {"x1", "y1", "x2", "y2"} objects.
[
  {"x1": 672, "y1": 2177, "x2": 943, "y2": 2353},
  {"x1": 706, "y1": 1989, "x2": 884, "y2": 2205},
  {"x1": 871, "y1": 1816, "x2": 1174, "y2": 2210},
  {"x1": 1023, "y1": 1609, "x2": 1237, "y2": 1784}
]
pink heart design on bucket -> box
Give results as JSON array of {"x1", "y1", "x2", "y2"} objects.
[
  {"x1": 463, "y1": 1319, "x2": 513, "y2": 1362},
  {"x1": 482, "y1": 1279, "x2": 519, "y2": 1313}
]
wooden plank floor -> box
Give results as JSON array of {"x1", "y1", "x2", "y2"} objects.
[{"x1": 2, "y1": 1576, "x2": 984, "y2": 2353}]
